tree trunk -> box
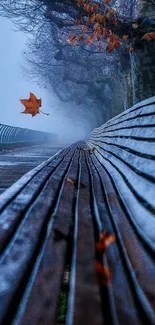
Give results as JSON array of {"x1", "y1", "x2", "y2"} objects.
[
  {"x1": 139, "y1": 0, "x2": 155, "y2": 16},
  {"x1": 132, "y1": 41, "x2": 155, "y2": 103},
  {"x1": 131, "y1": 1, "x2": 155, "y2": 103}
]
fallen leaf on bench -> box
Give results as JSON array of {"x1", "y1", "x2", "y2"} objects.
[
  {"x1": 66, "y1": 177, "x2": 75, "y2": 185},
  {"x1": 96, "y1": 231, "x2": 116, "y2": 253},
  {"x1": 66, "y1": 178, "x2": 86, "y2": 189},
  {"x1": 95, "y1": 261, "x2": 111, "y2": 285}
]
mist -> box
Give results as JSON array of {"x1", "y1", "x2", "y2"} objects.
[{"x1": 0, "y1": 17, "x2": 91, "y2": 144}]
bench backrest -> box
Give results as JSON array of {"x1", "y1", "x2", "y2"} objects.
[{"x1": 0, "y1": 97, "x2": 155, "y2": 325}]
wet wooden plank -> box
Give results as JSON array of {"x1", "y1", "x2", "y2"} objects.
[
  {"x1": 15, "y1": 151, "x2": 80, "y2": 325},
  {"x1": 66, "y1": 150, "x2": 103, "y2": 325}
]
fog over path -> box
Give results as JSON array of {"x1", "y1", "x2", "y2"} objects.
[{"x1": 0, "y1": 17, "x2": 88, "y2": 143}]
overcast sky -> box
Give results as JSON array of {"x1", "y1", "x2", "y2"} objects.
[{"x1": 0, "y1": 17, "x2": 88, "y2": 142}]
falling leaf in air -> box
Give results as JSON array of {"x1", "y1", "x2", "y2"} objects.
[
  {"x1": 20, "y1": 92, "x2": 49, "y2": 117},
  {"x1": 96, "y1": 231, "x2": 116, "y2": 253},
  {"x1": 95, "y1": 261, "x2": 111, "y2": 285}
]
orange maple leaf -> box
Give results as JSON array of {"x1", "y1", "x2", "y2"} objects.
[
  {"x1": 96, "y1": 231, "x2": 116, "y2": 253},
  {"x1": 20, "y1": 92, "x2": 49, "y2": 117}
]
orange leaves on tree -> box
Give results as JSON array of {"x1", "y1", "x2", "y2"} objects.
[
  {"x1": 20, "y1": 92, "x2": 49, "y2": 117},
  {"x1": 78, "y1": 35, "x2": 84, "y2": 41},
  {"x1": 92, "y1": 4, "x2": 100, "y2": 12},
  {"x1": 83, "y1": 3, "x2": 92, "y2": 13},
  {"x1": 103, "y1": 28, "x2": 109, "y2": 38},
  {"x1": 110, "y1": 9, "x2": 117, "y2": 15},
  {"x1": 106, "y1": 33, "x2": 120, "y2": 52},
  {"x1": 95, "y1": 13, "x2": 104, "y2": 24},
  {"x1": 93, "y1": 22, "x2": 99, "y2": 31},
  {"x1": 122, "y1": 34, "x2": 128, "y2": 41},
  {"x1": 82, "y1": 25, "x2": 88, "y2": 33},
  {"x1": 98, "y1": 42, "x2": 102, "y2": 51},
  {"x1": 85, "y1": 35, "x2": 95, "y2": 45},
  {"x1": 71, "y1": 0, "x2": 141, "y2": 54},
  {"x1": 129, "y1": 47, "x2": 134, "y2": 54},
  {"x1": 77, "y1": 0, "x2": 83, "y2": 7},
  {"x1": 113, "y1": 16, "x2": 118, "y2": 25},
  {"x1": 132, "y1": 23, "x2": 138, "y2": 29},
  {"x1": 75, "y1": 19, "x2": 82, "y2": 25},
  {"x1": 89, "y1": 13, "x2": 96, "y2": 23},
  {"x1": 67, "y1": 34, "x2": 78, "y2": 45},
  {"x1": 72, "y1": 0, "x2": 120, "y2": 53},
  {"x1": 142, "y1": 32, "x2": 155, "y2": 41},
  {"x1": 105, "y1": 0, "x2": 111, "y2": 5}
]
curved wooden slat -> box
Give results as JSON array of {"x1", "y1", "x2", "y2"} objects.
[{"x1": 0, "y1": 97, "x2": 154, "y2": 325}]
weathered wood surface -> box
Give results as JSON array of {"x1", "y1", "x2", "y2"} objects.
[{"x1": 0, "y1": 96, "x2": 155, "y2": 325}]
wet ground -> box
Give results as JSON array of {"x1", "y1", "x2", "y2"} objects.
[{"x1": 0, "y1": 143, "x2": 65, "y2": 195}]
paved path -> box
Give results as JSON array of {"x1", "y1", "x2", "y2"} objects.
[{"x1": 0, "y1": 143, "x2": 64, "y2": 195}]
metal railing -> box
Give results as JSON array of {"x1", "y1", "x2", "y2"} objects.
[{"x1": 0, "y1": 123, "x2": 57, "y2": 144}]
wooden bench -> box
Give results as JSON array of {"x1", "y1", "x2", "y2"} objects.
[{"x1": 0, "y1": 96, "x2": 155, "y2": 325}]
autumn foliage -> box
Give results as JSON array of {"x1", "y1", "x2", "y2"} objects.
[
  {"x1": 67, "y1": 0, "x2": 155, "y2": 54},
  {"x1": 142, "y1": 32, "x2": 155, "y2": 41}
]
